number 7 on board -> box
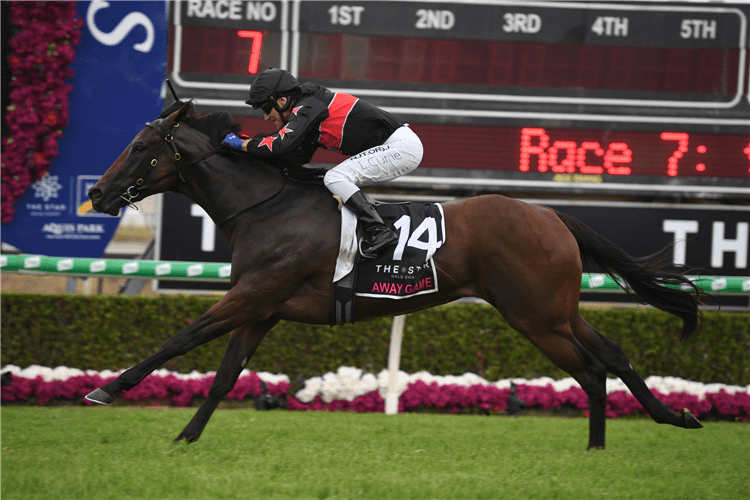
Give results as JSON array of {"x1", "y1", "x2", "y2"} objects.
[{"x1": 237, "y1": 31, "x2": 263, "y2": 74}]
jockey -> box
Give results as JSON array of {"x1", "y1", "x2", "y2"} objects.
[{"x1": 221, "y1": 68, "x2": 424, "y2": 259}]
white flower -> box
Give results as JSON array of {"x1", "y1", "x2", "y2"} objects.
[
  {"x1": 320, "y1": 371, "x2": 341, "y2": 403},
  {"x1": 1, "y1": 365, "x2": 22, "y2": 377},
  {"x1": 256, "y1": 372, "x2": 290, "y2": 385},
  {"x1": 295, "y1": 376, "x2": 323, "y2": 403},
  {"x1": 360, "y1": 372, "x2": 379, "y2": 394}
]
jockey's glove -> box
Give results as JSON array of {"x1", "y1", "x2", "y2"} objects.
[{"x1": 222, "y1": 133, "x2": 246, "y2": 151}]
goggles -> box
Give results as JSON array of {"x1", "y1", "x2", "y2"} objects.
[{"x1": 260, "y1": 99, "x2": 275, "y2": 114}]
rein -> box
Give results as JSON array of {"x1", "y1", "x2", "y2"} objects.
[
  {"x1": 120, "y1": 119, "x2": 289, "y2": 228},
  {"x1": 216, "y1": 171, "x2": 287, "y2": 229}
]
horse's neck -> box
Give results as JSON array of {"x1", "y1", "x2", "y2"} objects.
[
  {"x1": 174, "y1": 153, "x2": 333, "y2": 241},
  {"x1": 175, "y1": 153, "x2": 269, "y2": 216}
]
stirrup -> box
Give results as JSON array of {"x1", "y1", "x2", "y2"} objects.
[
  {"x1": 357, "y1": 237, "x2": 378, "y2": 259},
  {"x1": 357, "y1": 230, "x2": 398, "y2": 259}
]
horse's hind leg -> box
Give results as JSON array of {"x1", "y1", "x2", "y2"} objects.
[
  {"x1": 514, "y1": 319, "x2": 610, "y2": 450},
  {"x1": 482, "y1": 276, "x2": 609, "y2": 447},
  {"x1": 174, "y1": 317, "x2": 278, "y2": 444},
  {"x1": 570, "y1": 312, "x2": 702, "y2": 430}
]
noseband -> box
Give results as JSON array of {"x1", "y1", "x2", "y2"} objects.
[{"x1": 119, "y1": 120, "x2": 222, "y2": 209}]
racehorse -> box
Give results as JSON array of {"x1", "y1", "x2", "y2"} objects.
[{"x1": 86, "y1": 100, "x2": 704, "y2": 449}]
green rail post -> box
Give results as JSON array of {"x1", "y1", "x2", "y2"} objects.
[{"x1": 2, "y1": 254, "x2": 749, "y2": 293}]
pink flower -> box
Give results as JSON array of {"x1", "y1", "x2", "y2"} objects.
[{"x1": 43, "y1": 111, "x2": 58, "y2": 127}]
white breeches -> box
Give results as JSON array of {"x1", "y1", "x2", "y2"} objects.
[{"x1": 324, "y1": 125, "x2": 423, "y2": 202}]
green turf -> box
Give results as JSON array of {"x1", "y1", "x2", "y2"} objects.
[{"x1": 1, "y1": 407, "x2": 748, "y2": 499}]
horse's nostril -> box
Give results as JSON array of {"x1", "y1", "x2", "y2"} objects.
[{"x1": 88, "y1": 187, "x2": 102, "y2": 201}]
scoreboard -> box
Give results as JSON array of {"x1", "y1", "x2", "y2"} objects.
[{"x1": 166, "y1": 0, "x2": 750, "y2": 199}]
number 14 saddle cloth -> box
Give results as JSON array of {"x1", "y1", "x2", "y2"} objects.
[{"x1": 332, "y1": 195, "x2": 446, "y2": 325}]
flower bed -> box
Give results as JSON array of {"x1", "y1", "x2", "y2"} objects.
[
  {"x1": 2, "y1": 1, "x2": 82, "y2": 223},
  {"x1": 2, "y1": 365, "x2": 748, "y2": 421}
]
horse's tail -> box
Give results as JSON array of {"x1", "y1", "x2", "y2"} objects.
[{"x1": 554, "y1": 209, "x2": 704, "y2": 341}]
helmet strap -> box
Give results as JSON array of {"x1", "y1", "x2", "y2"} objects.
[
  {"x1": 272, "y1": 94, "x2": 296, "y2": 117},
  {"x1": 271, "y1": 95, "x2": 294, "y2": 115}
]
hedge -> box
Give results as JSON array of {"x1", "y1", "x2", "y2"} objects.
[{"x1": 2, "y1": 292, "x2": 748, "y2": 386}]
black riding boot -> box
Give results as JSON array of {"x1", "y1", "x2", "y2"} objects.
[{"x1": 344, "y1": 191, "x2": 398, "y2": 259}]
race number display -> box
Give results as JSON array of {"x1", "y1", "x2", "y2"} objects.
[{"x1": 166, "y1": 0, "x2": 749, "y2": 199}]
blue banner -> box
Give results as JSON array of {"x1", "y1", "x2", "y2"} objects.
[{"x1": 2, "y1": 1, "x2": 166, "y2": 258}]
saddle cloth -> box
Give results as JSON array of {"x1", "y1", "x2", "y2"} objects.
[{"x1": 334, "y1": 198, "x2": 446, "y2": 299}]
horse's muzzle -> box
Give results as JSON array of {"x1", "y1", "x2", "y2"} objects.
[
  {"x1": 88, "y1": 186, "x2": 102, "y2": 203},
  {"x1": 88, "y1": 186, "x2": 121, "y2": 216},
  {"x1": 88, "y1": 186, "x2": 104, "y2": 211}
]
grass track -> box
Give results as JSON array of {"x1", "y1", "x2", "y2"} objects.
[{"x1": 2, "y1": 407, "x2": 748, "y2": 500}]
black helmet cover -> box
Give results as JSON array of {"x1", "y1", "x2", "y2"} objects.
[{"x1": 246, "y1": 68, "x2": 300, "y2": 114}]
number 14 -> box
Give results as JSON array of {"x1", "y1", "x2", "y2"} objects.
[{"x1": 392, "y1": 213, "x2": 445, "y2": 261}]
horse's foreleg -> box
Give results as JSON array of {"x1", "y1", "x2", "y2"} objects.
[
  {"x1": 86, "y1": 291, "x2": 260, "y2": 405},
  {"x1": 571, "y1": 313, "x2": 703, "y2": 430},
  {"x1": 174, "y1": 318, "x2": 277, "y2": 444}
]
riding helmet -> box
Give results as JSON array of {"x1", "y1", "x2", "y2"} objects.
[{"x1": 246, "y1": 68, "x2": 300, "y2": 112}]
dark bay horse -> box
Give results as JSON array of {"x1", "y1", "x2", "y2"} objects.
[{"x1": 86, "y1": 101, "x2": 704, "y2": 449}]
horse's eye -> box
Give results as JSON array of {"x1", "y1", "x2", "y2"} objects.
[{"x1": 133, "y1": 144, "x2": 146, "y2": 153}]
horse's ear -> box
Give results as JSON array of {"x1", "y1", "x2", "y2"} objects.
[{"x1": 167, "y1": 101, "x2": 193, "y2": 126}]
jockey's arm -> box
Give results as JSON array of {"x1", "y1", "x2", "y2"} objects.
[
  {"x1": 223, "y1": 131, "x2": 316, "y2": 166},
  {"x1": 222, "y1": 97, "x2": 326, "y2": 158}
]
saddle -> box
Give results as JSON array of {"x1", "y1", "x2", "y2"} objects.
[
  {"x1": 332, "y1": 197, "x2": 446, "y2": 326},
  {"x1": 284, "y1": 163, "x2": 328, "y2": 184}
]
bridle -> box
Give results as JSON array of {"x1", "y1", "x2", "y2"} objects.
[
  {"x1": 118, "y1": 120, "x2": 222, "y2": 209},
  {"x1": 119, "y1": 118, "x2": 287, "y2": 229}
]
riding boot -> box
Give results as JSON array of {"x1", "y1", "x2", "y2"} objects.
[{"x1": 344, "y1": 191, "x2": 398, "y2": 259}]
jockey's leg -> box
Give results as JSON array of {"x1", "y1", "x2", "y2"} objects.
[
  {"x1": 324, "y1": 126, "x2": 423, "y2": 258},
  {"x1": 342, "y1": 191, "x2": 398, "y2": 258}
]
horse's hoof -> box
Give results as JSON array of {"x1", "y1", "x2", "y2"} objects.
[
  {"x1": 173, "y1": 433, "x2": 198, "y2": 444},
  {"x1": 680, "y1": 408, "x2": 703, "y2": 429},
  {"x1": 85, "y1": 388, "x2": 114, "y2": 405}
]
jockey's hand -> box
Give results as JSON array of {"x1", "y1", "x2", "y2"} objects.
[{"x1": 222, "y1": 133, "x2": 245, "y2": 151}]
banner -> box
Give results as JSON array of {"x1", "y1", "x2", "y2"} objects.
[{"x1": 2, "y1": 1, "x2": 166, "y2": 258}]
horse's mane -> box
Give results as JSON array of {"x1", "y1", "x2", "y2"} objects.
[
  {"x1": 157, "y1": 100, "x2": 325, "y2": 178},
  {"x1": 158, "y1": 100, "x2": 242, "y2": 147}
]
